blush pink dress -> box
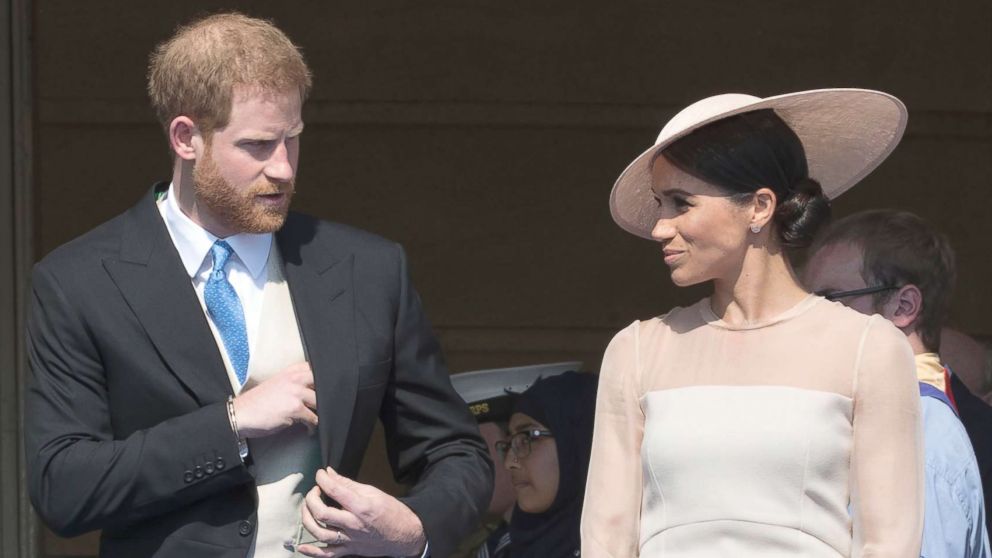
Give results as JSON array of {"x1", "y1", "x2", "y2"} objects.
[{"x1": 581, "y1": 295, "x2": 923, "y2": 557}]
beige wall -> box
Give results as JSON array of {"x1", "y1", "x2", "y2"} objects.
[{"x1": 31, "y1": 1, "x2": 992, "y2": 554}]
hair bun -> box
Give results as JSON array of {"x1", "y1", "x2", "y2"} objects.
[{"x1": 773, "y1": 177, "x2": 832, "y2": 250}]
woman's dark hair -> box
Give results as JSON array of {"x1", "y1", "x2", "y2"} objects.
[{"x1": 659, "y1": 109, "x2": 832, "y2": 251}]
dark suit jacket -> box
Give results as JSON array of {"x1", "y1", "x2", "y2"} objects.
[{"x1": 24, "y1": 184, "x2": 493, "y2": 558}]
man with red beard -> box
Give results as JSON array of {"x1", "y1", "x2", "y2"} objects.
[{"x1": 24, "y1": 13, "x2": 492, "y2": 558}]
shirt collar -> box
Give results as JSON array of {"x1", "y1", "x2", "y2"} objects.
[
  {"x1": 160, "y1": 183, "x2": 272, "y2": 279},
  {"x1": 915, "y1": 352, "x2": 947, "y2": 392}
]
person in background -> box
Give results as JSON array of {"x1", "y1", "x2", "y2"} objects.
[
  {"x1": 804, "y1": 208, "x2": 990, "y2": 557},
  {"x1": 451, "y1": 362, "x2": 580, "y2": 558},
  {"x1": 942, "y1": 328, "x2": 992, "y2": 537},
  {"x1": 498, "y1": 371, "x2": 598, "y2": 558},
  {"x1": 943, "y1": 328, "x2": 992, "y2": 403}
]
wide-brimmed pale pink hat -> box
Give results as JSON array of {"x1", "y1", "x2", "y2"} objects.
[{"x1": 610, "y1": 88, "x2": 908, "y2": 240}]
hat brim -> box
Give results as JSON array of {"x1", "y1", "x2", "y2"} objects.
[{"x1": 609, "y1": 89, "x2": 908, "y2": 240}]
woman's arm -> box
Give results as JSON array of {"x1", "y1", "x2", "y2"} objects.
[
  {"x1": 581, "y1": 323, "x2": 645, "y2": 557},
  {"x1": 850, "y1": 316, "x2": 924, "y2": 557}
]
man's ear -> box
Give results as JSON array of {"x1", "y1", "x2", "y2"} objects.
[
  {"x1": 888, "y1": 284, "x2": 923, "y2": 329},
  {"x1": 168, "y1": 116, "x2": 202, "y2": 161},
  {"x1": 750, "y1": 187, "x2": 777, "y2": 231}
]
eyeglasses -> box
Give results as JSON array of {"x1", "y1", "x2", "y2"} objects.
[
  {"x1": 495, "y1": 429, "x2": 554, "y2": 459},
  {"x1": 817, "y1": 285, "x2": 900, "y2": 301}
]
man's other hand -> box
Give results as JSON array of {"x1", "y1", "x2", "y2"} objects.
[
  {"x1": 231, "y1": 362, "x2": 318, "y2": 439},
  {"x1": 297, "y1": 467, "x2": 427, "y2": 557}
]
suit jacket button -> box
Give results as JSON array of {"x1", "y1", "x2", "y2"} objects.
[
  {"x1": 238, "y1": 520, "x2": 254, "y2": 536},
  {"x1": 194, "y1": 466, "x2": 204, "y2": 479},
  {"x1": 204, "y1": 462, "x2": 215, "y2": 474},
  {"x1": 183, "y1": 470, "x2": 194, "y2": 483},
  {"x1": 215, "y1": 457, "x2": 226, "y2": 470}
]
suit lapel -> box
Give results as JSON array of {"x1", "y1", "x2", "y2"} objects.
[
  {"x1": 103, "y1": 185, "x2": 233, "y2": 405},
  {"x1": 278, "y1": 215, "x2": 358, "y2": 467}
]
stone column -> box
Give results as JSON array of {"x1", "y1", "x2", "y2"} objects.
[{"x1": 0, "y1": 0, "x2": 36, "y2": 556}]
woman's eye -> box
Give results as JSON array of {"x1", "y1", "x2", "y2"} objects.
[
  {"x1": 244, "y1": 140, "x2": 274, "y2": 149},
  {"x1": 673, "y1": 197, "x2": 691, "y2": 210}
]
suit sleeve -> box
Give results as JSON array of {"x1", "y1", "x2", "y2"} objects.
[
  {"x1": 378, "y1": 244, "x2": 494, "y2": 558},
  {"x1": 24, "y1": 263, "x2": 252, "y2": 537}
]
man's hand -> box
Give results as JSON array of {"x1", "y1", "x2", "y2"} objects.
[
  {"x1": 297, "y1": 467, "x2": 427, "y2": 558},
  {"x1": 231, "y1": 362, "x2": 317, "y2": 439}
]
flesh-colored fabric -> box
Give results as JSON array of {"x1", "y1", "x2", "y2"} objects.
[
  {"x1": 915, "y1": 352, "x2": 946, "y2": 392},
  {"x1": 581, "y1": 295, "x2": 923, "y2": 557}
]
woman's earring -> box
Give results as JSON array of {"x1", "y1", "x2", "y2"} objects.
[{"x1": 750, "y1": 224, "x2": 762, "y2": 234}]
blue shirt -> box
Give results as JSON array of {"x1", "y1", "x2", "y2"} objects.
[{"x1": 920, "y1": 393, "x2": 991, "y2": 557}]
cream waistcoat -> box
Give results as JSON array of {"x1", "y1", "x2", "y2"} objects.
[{"x1": 206, "y1": 244, "x2": 322, "y2": 557}]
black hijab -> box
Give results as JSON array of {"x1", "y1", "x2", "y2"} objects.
[{"x1": 508, "y1": 371, "x2": 599, "y2": 558}]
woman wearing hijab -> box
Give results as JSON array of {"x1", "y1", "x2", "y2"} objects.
[
  {"x1": 581, "y1": 90, "x2": 924, "y2": 557},
  {"x1": 495, "y1": 371, "x2": 598, "y2": 558}
]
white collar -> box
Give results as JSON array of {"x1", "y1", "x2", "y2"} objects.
[{"x1": 160, "y1": 183, "x2": 272, "y2": 279}]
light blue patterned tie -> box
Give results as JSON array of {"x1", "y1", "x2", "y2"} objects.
[{"x1": 204, "y1": 240, "x2": 250, "y2": 386}]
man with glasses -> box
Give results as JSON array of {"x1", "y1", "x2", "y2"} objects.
[{"x1": 804, "y1": 209, "x2": 990, "y2": 558}]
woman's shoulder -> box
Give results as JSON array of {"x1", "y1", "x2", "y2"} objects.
[
  {"x1": 808, "y1": 296, "x2": 870, "y2": 322},
  {"x1": 606, "y1": 300, "x2": 709, "y2": 352},
  {"x1": 770, "y1": 296, "x2": 867, "y2": 334},
  {"x1": 803, "y1": 298, "x2": 912, "y2": 375},
  {"x1": 807, "y1": 297, "x2": 904, "y2": 338}
]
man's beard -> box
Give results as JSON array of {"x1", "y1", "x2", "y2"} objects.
[{"x1": 192, "y1": 151, "x2": 295, "y2": 235}]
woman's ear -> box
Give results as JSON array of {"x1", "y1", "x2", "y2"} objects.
[{"x1": 750, "y1": 187, "x2": 777, "y2": 230}]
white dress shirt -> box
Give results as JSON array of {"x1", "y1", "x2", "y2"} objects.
[{"x1": 157, "y1": 184, "x2": 271, "y2": 382}]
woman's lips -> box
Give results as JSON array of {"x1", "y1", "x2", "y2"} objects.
[
  {"x1": 510, "y1": 475, "x2": 531, "y2": 488},
  {"x1": 663, "y1": 250, "x2": 684, "y2": 265}
]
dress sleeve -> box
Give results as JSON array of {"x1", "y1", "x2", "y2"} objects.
[
  {"x1": 849, "y1": 316, "x2": 924, "y2": 557},
  {"x1": 581, "y1": 323, "x2": 645, "y2": 557}
]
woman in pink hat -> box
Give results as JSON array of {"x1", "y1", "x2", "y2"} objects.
[{"x1": 581, "y1": 90, "x2": 923, "y2": 557}]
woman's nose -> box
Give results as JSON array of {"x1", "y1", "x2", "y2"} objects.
[
  {"x1": 503, "y1": 449, "x2": 519, "y2": 470},
  {"x1": 651, "y1": 218, "x2": 676, "y2": 242}
]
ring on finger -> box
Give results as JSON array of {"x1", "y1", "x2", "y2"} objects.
[{"x1": 334, "y1": 529, "x2": 343, "y2": 545}]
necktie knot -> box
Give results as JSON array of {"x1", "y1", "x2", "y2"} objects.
[{"x1": 211, "y1": 240, "x2": 234, "y2": 273}]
